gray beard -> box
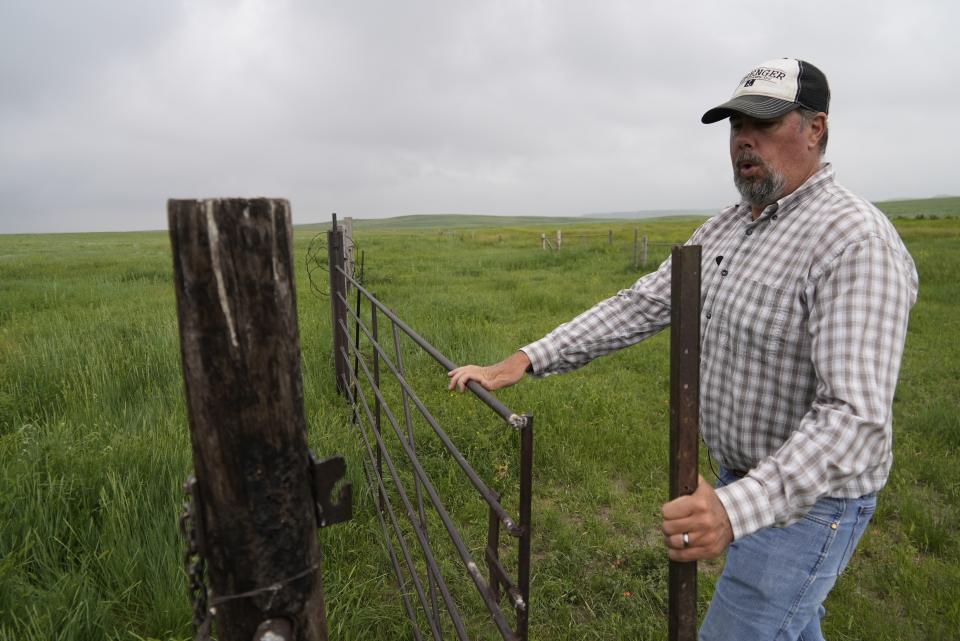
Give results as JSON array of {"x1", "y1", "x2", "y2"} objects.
[{"x1": 733, "y1": 154, "x2": 786, "y2": 208}]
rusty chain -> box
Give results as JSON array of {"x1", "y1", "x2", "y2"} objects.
[{"x1": 179, "y1": 476, "x2": 213, "y2": 641}]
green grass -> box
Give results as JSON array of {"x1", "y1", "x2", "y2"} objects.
[
  {"x1": 874, "y1": 196, "x2": 960, "y2": 219},
  {"x1": 1, "y1": 211, "x2": 958, "y2": 640}
]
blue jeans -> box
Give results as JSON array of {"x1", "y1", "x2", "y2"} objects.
[{"x1": 700, "y1": 467, "x2": 876, "y2": 641}]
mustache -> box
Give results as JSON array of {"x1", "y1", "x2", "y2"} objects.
[{"x1": 735, "y1": 151, "x2": 765, "y2": 168}]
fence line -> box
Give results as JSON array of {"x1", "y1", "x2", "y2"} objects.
[
  {"x1": 441, "y1": 227, "x2": 685, "y2": 270},
  {"x1": 533, "y1": 229, "x2": 684, "y2": 270},
  {"x1": 328, "y1": 217, "x2": 534, "y2": 641}
]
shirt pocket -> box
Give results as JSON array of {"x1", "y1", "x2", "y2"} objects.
[{"x1": 721, "y1": 278, "x2": 794, "y2": 358}]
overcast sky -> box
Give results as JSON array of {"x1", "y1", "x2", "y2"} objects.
[{"x1": 1, "y1": 0, "x2": 957, "y2": 234}]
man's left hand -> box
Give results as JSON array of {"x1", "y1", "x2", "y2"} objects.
[{"x1": 661, "y1": 474, "x2": 734, "y2": 561}]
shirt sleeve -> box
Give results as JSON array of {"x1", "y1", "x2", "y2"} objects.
[
  {"x1": 520, "y1": 253, "x2": 675, "y2": 376},
  {"x1": 716, "y1": 236, "x2": 918, "y2": 539}
]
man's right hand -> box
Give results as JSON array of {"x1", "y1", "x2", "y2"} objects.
[{"x1": 447, "y1": 351, "x2": 531, "y2": 392}]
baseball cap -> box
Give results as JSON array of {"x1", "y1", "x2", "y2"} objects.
[{"x1": 701, "y1": 58, "x2": 830, "y2": 124}]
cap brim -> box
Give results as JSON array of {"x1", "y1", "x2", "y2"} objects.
[{"x1": 701, "y1": 95, "x2": 798, "y2": 124}]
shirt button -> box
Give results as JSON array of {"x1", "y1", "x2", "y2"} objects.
[
  {"x1": 771, "y1": 214, "x2": 778, "y2": 220},
  {"x1": 705, "y1": 312, "x2": 712, "y2": 319},
  {"x1": 745, "y1": 228, "x2": 753, "y2": 236},
  {"x1": 721, "y1": 269, "x2": 728, "y2": 276}
]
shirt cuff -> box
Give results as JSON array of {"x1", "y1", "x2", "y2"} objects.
[
  {"x1": 715, "y1": 475, "x2": 776, "y2": 540},
  {"x1": 519, "y1": 339, "x2": 559, "y2": 377}
]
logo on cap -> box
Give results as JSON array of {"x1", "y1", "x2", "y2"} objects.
[{"x1": 744, "y1": 67, "x2": 788, "y2": 82}]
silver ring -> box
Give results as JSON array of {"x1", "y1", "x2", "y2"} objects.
[{"x1": 682, "y1": 532, "x2": 690, "y2": 548}]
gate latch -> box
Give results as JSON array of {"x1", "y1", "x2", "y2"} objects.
[{"x1": 309, "y1": 452, "x2": 353, "y2": 528}]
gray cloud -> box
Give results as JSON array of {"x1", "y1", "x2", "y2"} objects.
[{"x1": 1, "y1": 0, "x2": 957, "y2": 233}]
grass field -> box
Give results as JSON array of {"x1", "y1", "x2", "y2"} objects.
[{"x1": 1, "y1": 205, "x2": 958, "y2": 640}]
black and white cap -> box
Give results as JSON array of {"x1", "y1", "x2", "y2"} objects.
[{"x1": 701, "y1": 58, "x2": 830, "y2": 124}]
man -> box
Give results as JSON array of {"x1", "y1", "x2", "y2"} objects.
[{"x1": 448, "y1": 58, "x2": 918, "y2": 640}]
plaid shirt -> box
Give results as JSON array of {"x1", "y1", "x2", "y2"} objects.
[{"x1": 522, "y1": 164, "x2": 918, "y2": 539}]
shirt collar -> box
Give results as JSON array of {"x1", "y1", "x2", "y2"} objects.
[{"x1": 735, "y1": 162, "x2": 835, "y2": 223}]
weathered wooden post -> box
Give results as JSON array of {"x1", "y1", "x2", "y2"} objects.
[
  {"x1": 669, "y1": 245, "x2": 701, "y2": 641},
  {"x1": 556, "y1": 230, "x2": 562, "y2": 250},
  {"x1": 169, "y1": 198, "x2": 331, "y2": 641},
  {"x1": 633, "y1": 228, "x2": 639, "y2": 269},
  {"x1": 642, "y1": 234, "x2": 649, "y2": 269}
]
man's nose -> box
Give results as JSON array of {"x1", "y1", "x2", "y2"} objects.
[{"x1": 732, "y1": 127, "x2": 754, "y2": 149}]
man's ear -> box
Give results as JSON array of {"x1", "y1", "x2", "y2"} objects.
[{"x1": 807, "y1": 112, "x2": 827, "y2": 151}]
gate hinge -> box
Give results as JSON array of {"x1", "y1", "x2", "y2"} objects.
[{"x1": 308, "y1": 452, "x2": 353, "y2": 528}]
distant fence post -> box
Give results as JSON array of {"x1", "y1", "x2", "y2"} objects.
[
  {"x1": 633, "y1": 228, "x2": 639, "y2": 269},
  {"x1": 608, "y1": 229, "x2": 613, "y2": 245},
  {"x1": 669, "y1": 244, "x2": 701, "y2": 641},
  {"x1": 328, "y1": 215, "x2": 348, "y2": 395},
  {"x1": 168, "y1": 198, "x2": 328, "y2": 641},
  {"x1": 642, "y1": 234, "x2": 649, "y2": 269},
  {"x1": 541, "y1": 233, "x2": 546, "y2": 250},
  {"x1": 556, "y1": 230, "x2": 562, "y2": 250},
  {"x1": 343, "y1": 216, "x2": 355, "y2": 289}
]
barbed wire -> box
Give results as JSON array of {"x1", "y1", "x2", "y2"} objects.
[{"x1": 304, "y1": 231, "x2": 360, "y2": 298}]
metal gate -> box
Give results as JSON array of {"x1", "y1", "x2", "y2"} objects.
[{"x1": 324, "y1": 217, "x2": 534, "y2": 641}]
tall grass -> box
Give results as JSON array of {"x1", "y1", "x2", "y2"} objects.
[{"x1": 1, "y1": 215, "x2": 957, "y2": 640}]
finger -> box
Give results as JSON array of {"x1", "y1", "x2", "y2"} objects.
[
  {"x1": 661, "y1": 515, "x2": 700, "y2": 537},
  {"x1": 460, "y1": 368, "x2": 486, "y2": 392},
  {"x1": 693, "y1": 474, "x2": 710, "y2": 495},
  {"x1": 448, "y1": 369, "x2": 474, "y2": 392},
  {"x1": 454, "y1": 372, "x2": 471, "y2": 392},
  {"x1": 668, "y1": 537, "x2": 725, "y2": 562},
  {"x1": 447, "y1": 370, "x2": 464, "y2": 391},
  {"x1": 661, "y1": 495, "x2": 696, "y2": 521},
  {"x1": 663, "y1": 532, "x2": 693, "y2": 550}
]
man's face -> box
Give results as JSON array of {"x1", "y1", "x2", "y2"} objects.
[{"x1": 729, "y1": 110, "x2": 820, "y2": 208}]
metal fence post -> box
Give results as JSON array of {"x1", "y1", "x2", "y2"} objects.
[
  {"x1": 517, "y1": 415, "x2": 534, "y2": 641},
  {"x1": 328, "y1": 214, "x2": 348, "y2": 395},
  {"x1": 669, "y1": 245, "x2": 701, "y2": 641}
]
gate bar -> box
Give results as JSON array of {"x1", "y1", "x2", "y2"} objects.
[
  {"x1": 336, "y1": 267, "x2": 525, "y2": 428},
  {"x1": 393, "y1": 320, "x2": 443, "y2": 636},
  {"x1": 342, "y1": 338, "x2": 519, "y2": 641},
  {"x1": 345, "y1": 356, "x2": 512, "y2": 640},
  {"x1": 336, "y1": 301, "x2": 522, "y2": 535}
]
